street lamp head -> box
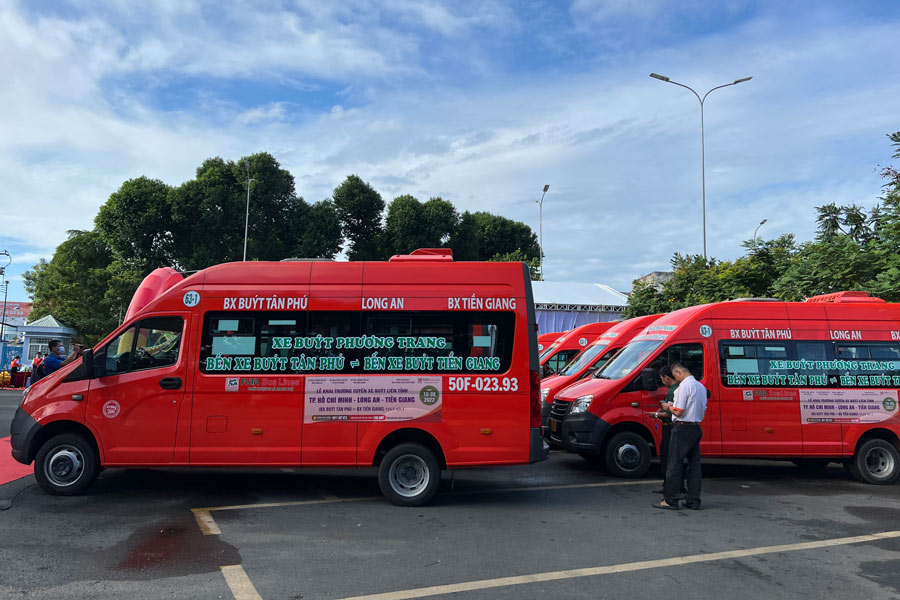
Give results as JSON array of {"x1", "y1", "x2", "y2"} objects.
[
  {"x1": 649, "y1": 73, "x2": 670, "y2": 82},
  {"x1": 733, "y1": 76, "x2": 752, "y2": 84},
  {"x1": 759, "y1": 218, "x2": 768, "y2": 225},
  {"x1": 543, "y1": 184, "x2": 550, "y2": 192}
]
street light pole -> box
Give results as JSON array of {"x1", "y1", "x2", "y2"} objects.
[
  {"x1": 0, "y1": 250, "x2": 10, "y2": 342},
  {"x1": 753, "y1": 218, "x2": 768, "y2": 241},
  {"x1": 650, "y1": 73, "x2": 752, "y2": 259},
  {"x1": 536, "y1": 184, "x2": 549, "y2": 279},
  {"x1": 0, "y1": 281, "x2": 8, "y2": 343},
  {"x1": 242, "y1": 162, "x2": 254, "y2": 262}
]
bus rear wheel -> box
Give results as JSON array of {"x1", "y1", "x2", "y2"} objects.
[
  {"x1": 378, "y1": 443, "x2": 441, "y2": 506},
  {"x1": 34, "y1": 433, "x2": 100, "y2": 496},
  {"x1": 850, "y1": 439, "x2": 900, "y2": 485},
  {"x1": 604, "y1": 431, "x2": 651, "y2": 478}
]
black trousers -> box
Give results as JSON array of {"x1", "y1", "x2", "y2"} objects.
[
  {"x1": 659, "y1": 423, "x2": 672, "y2": 482},
  {"x1": 664, "y1": 423, "x2": 702, "y2": 507}
]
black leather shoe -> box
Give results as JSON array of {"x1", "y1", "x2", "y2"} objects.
[{"x1": 680, "y1": 500, "x2": 701, "y2": 510}]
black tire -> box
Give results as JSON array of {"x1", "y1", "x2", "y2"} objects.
[
  {"x1": 34, "y1": 433, "x2": 100, "y2": 496},
  {"x1": 791, "y1": 458, "x2": 831, "y2": 471},
  {"x1": 850, "y1": 438, "x2": 900, "y2": 485},
  {"x1": 603, "y1": 431, "x2": 651, "y2": 478},
  {"x1": 378, "y1": 443, "x2": 441, "y2": 506}
]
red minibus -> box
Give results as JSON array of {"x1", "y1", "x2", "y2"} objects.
[
  {"x1": 548, "y1": 292, "x2": 900, "y2": 484},
  {"x1": 540, "y1": 314, "x2": 662, "y2": 436},
  {"x1": 537, "y1": 332, "x2": 559, "y2": 353},
  {"x1": 539, "y1": 322, "x2": 615, "y2": 378},
  {"x1": 11, "y1": 250, "x2": 548, "y2": 506}
]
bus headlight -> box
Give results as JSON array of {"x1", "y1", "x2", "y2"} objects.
[
  {"x1": 541, "y1": 388, "x2": 549, "y2": 402},
  {"x1": 570, "y1": 395, "x2": 593, "y2": 414}
]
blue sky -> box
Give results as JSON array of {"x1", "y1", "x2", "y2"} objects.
[{"x1": 1, "y1": 0, "x2": 899, "y2": 306}]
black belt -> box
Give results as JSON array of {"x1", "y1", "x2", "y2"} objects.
[{"x1": 674, "y1": 421, "x2": 700, "y2": 426}]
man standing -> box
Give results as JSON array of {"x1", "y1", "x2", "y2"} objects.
[
  {"x1": 653, "y1": 362, "x2": 707, "y2": 511},
  {"x1": 652, "y1": 365, "x2": 680, "y2": 495},
  {"x1": 43, "y1": 340, "x2": 82, "y2": 376}
]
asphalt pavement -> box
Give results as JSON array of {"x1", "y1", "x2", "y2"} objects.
[{"x1": 2, "y1": 389, "x2": 900, "y2": 599}]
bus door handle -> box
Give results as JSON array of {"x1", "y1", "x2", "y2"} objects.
[{"x1": 159, "y1": 377, "x2": 182, "y2": 390}]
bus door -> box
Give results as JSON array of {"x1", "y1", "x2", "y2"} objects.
[
  {"x1": 640, "y1": 341, "x2": 721, "y2": 455},
  {"x1": 191, "y1": 309, "x2": 303, "y2": 465},
  {"x1": 87, "y1": 315, "x2": 188, "y2": 464}
]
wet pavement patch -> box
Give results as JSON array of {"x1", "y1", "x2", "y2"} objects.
[
  {"x1": 858, "y1": 559, "x2": 900, "y2": 595},
  {"x1": 103, "y1": 518, "x2": 241, "y2": 579}
]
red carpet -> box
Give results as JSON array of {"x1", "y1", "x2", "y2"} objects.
[{"x1": 0, "y1": 437, "x2": 32, "y2": 485}]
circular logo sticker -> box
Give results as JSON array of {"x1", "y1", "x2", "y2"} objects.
[
  {"x1": 579, "y1": 337, "x2": 588, "y2": 347},
  {"x1": 884, "y1": 397, "x2": 897, "y2": 412},
  {"x1": 699, "y1": 325, "x2": 713, "y2": 338},
  {"x1": 420, "y1": 385, "x2": 440, "y2": 406},
  {"x1": 183, "y1": 291, "x2": 200, "y2": 307},
  {"x1": 103, "y1": 400, "x2": 121, "y2": 419}
]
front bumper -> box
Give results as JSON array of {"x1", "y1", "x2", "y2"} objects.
[
  {"x1": 548, "y1": 406, "x2": 611, "y2": 455},
  {"x1": 10, "y1": 406, "x2": 41, "y2": 465}
]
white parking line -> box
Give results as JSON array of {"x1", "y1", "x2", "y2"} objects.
[
  {"x1": 337, "y1": 530, "x2": 900, "y2": 600},
  {"x1": 221, "y1": 565, "x2": 263, "y2": 600}
]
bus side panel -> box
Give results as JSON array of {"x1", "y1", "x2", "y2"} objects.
[
  {"x1": 788, "y1": 304, "x2": 843, "y2": 455},
  {"x1": 714, "y1": 315, "x2": 801, "y2": 456}
]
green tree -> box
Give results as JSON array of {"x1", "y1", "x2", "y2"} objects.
[
  {"x1": 23, "y1": 231, "x2": 132, "y2": 344},
  {"x1": 291, "y1": 199, "x2": 343, "y2": 259},
  {"x1": 449, "y1": 211, "x2": 480, "y2": 260},
  {"x1": 95, "y1": 177, "x2": 174, "y2": 274},
  {"x1": 169, "y1": 153, "x2": 335, "y2": 268},
  {"x1": 332, "y1": 175, "x2": 385, "y2": 260},
  {"x1": 451, "y1": 212, "x2": 539, "y2": 261},
  {"x1": 623, "y1": 280, "x2": 667, "y2": 318},
  {"x1": 383, "y1": 195, "x2": 459, "y2": 255},
  {"x1": 490, "y1": 250, "x2": 542, "y2": 281}
]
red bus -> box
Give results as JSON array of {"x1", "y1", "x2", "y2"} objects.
[
  {"x1": 548, "y1": 293, "x2": 900, "y2": 484},
  {"x1": 539, "y1": 322, "x2": 616, "y2": 378},
  {"x1": 537, "y1": 332, "x2": 559, "y2": 353},
  {"x1": 11, "y1": 251, "x2": 548, "y2": 506},
  {"x1": 540, "y1": 314, "x2": 662, "y2": 436}
]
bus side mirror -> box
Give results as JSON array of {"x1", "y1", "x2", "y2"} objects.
[
  {"x1": 641, "y1": 368, "x2": 658, "y2": 391},
  {"x1": 82, "y1": 349, "x2": 94, "y2": 379}
]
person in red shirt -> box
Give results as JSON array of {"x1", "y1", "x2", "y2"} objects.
[
  {"x1": 8, "y1": 356, "x2": 20, "y2": 376},
  {"x1": 32, "y1": 352, "x2": 43, "y2": 371}
]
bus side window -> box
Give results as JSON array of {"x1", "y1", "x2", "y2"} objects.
[{"x1": 308, "y1": 311, "x2": 360, "y2": 374}]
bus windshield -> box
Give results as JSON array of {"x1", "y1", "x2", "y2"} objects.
[
  {"x1": 597, "y1": 340, "x2": 663, "y2": 380},
  {"x1": 561, "y1": 343, "x2": 608, "y2": 376}
]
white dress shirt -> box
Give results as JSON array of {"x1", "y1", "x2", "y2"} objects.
[{"x1": 672, "y1": 375, "x2": 707, "y2": 422}]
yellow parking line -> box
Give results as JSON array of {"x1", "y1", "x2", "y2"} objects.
[
  {"x1": 192, "y1": 508, "x2": 221, "y2": 536},
  {"x1": 338, "y1": 530, "x2": 900, "y2": 600},
  {"x1": 221, "y1": 564, "x2": 263, "y2": 600}
]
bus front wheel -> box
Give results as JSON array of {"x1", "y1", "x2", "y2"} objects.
[
  {"x1": 850, "y1": 439, "x2": 900, "y2": 485},
  {"x1": 34, "y1": 433, "x2": 100, "y2": 496},
  {"x1": 604, "y1": 431, "x2": 651, "y2": 478},
  {"x1": 378, "y1": 443, "x2": 441, "y2": 506}
]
